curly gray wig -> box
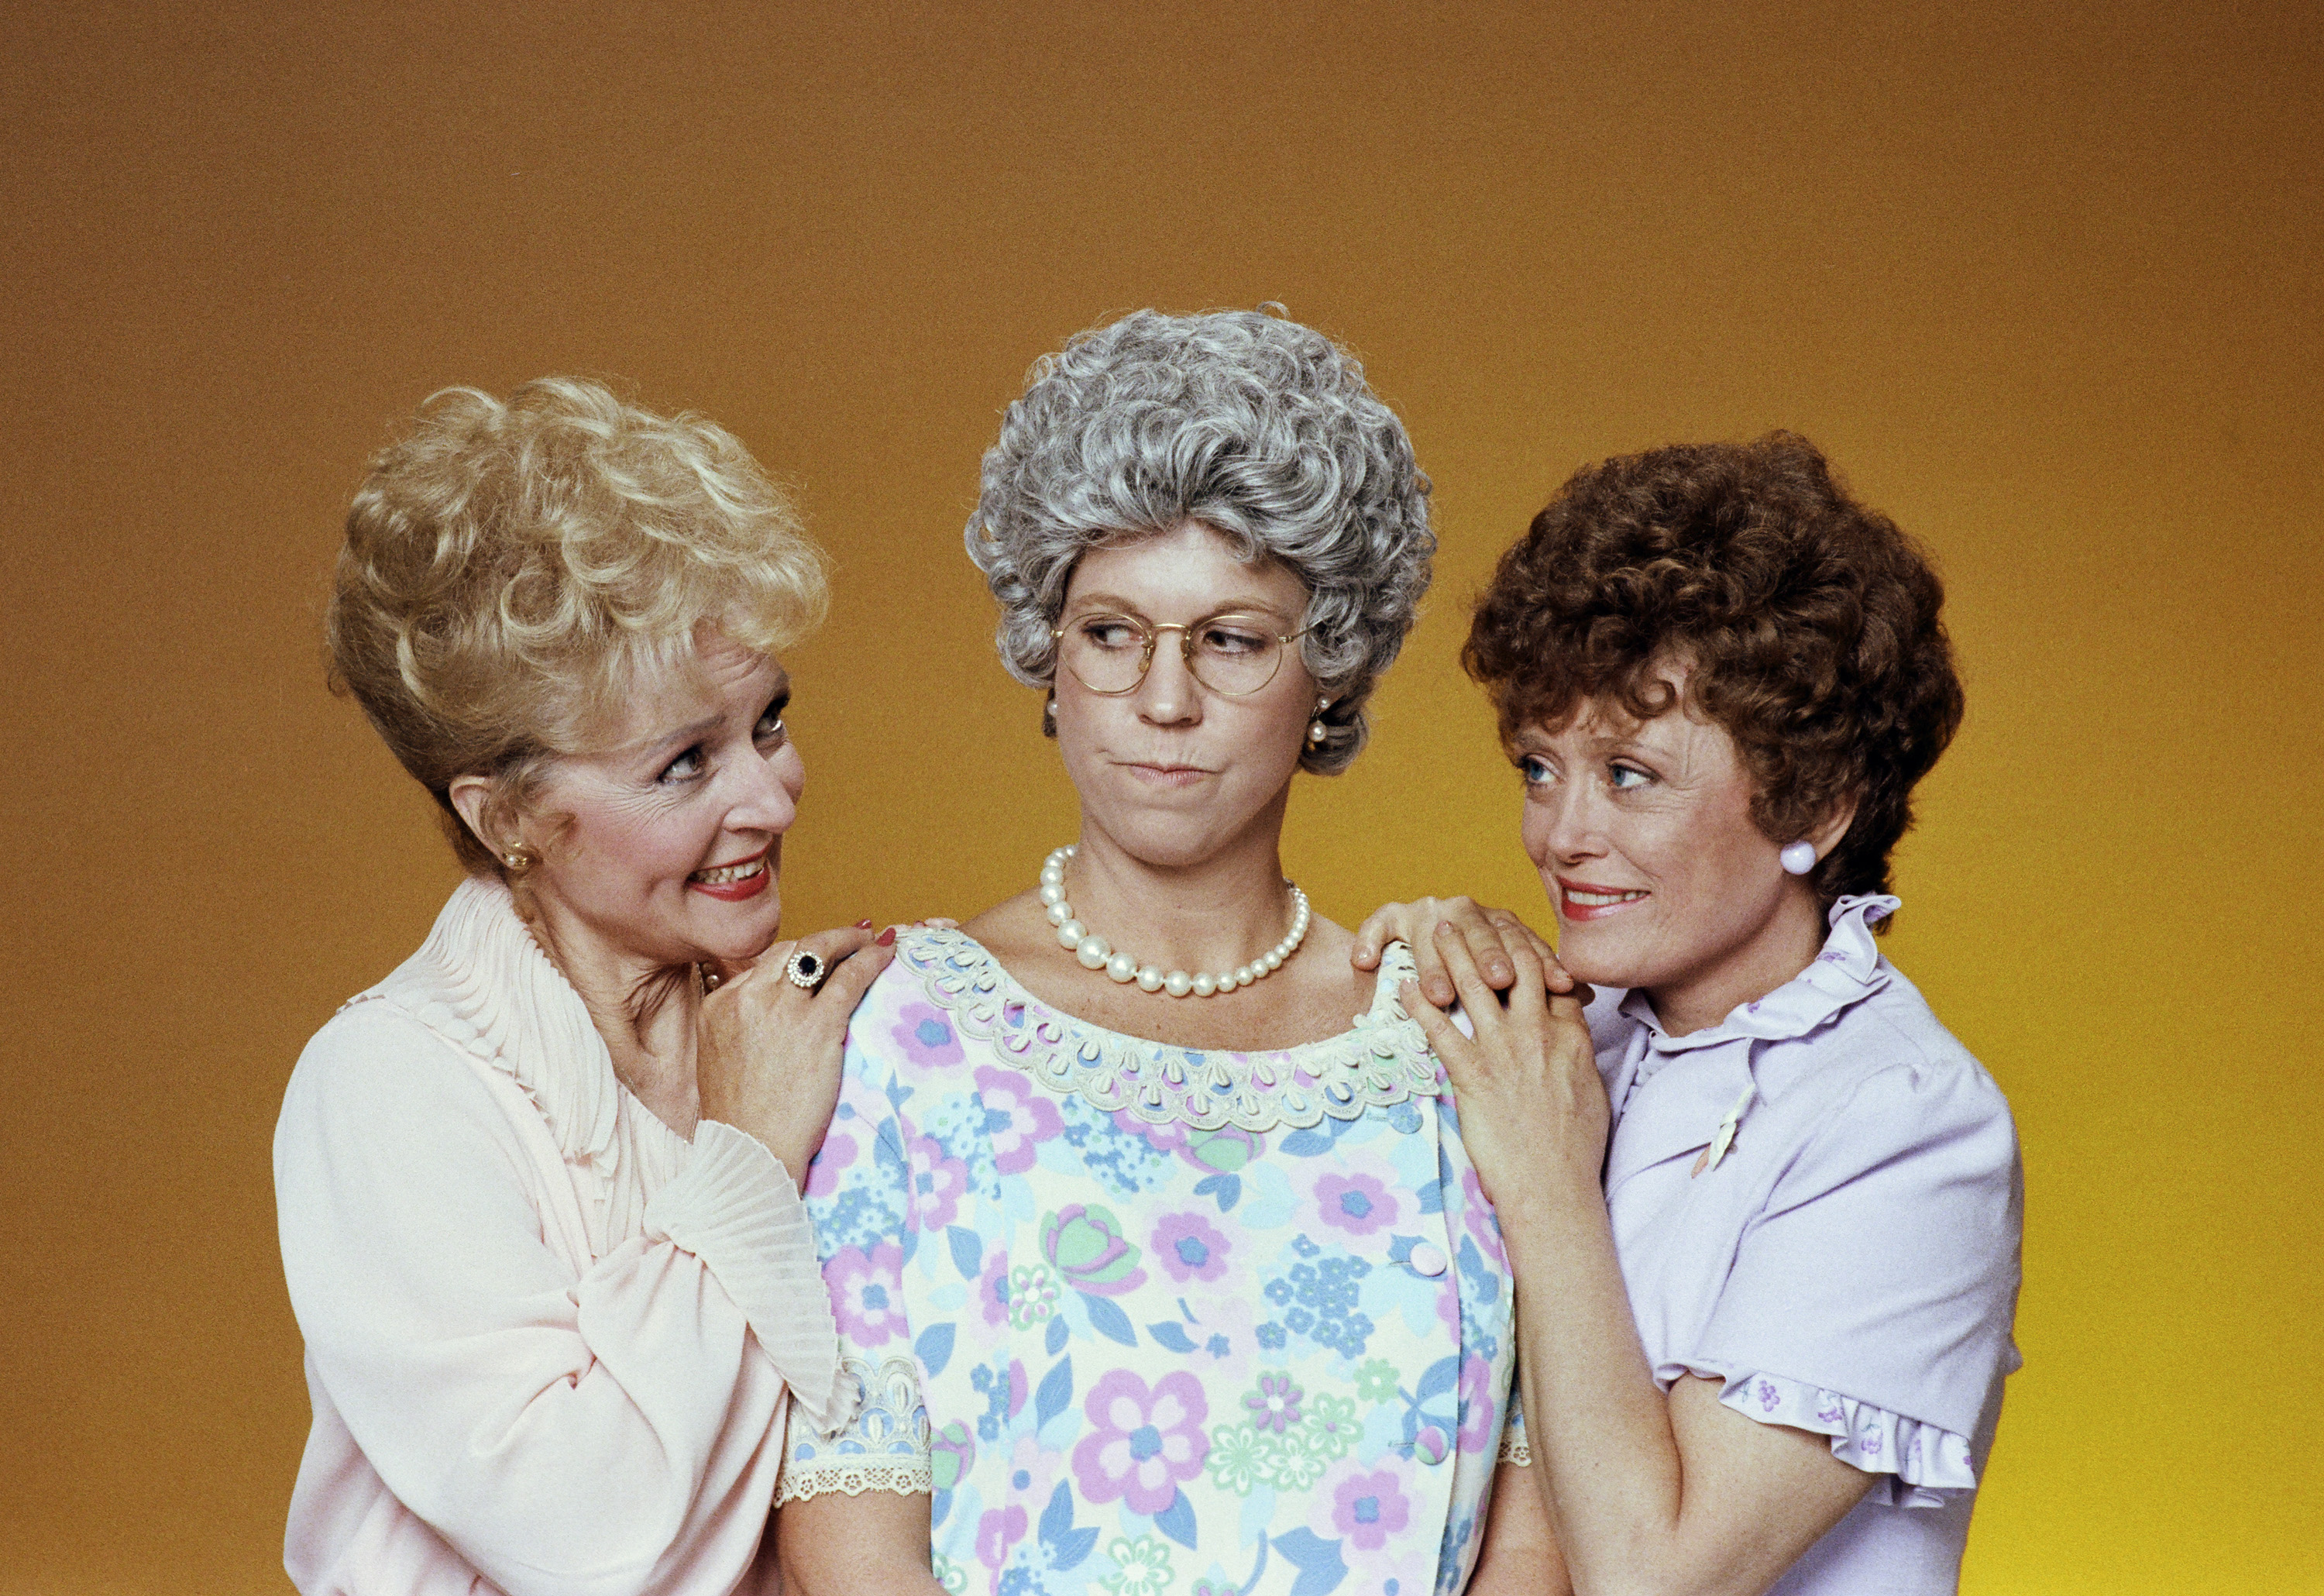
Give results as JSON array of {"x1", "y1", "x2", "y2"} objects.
[{"x1": 965, "y1": 308, "x2": 1435, "y2": 775}]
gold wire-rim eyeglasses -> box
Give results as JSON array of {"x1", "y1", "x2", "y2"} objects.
[{"x1": 1050, "y1": 611, "x2": 1312, "y2": 697}]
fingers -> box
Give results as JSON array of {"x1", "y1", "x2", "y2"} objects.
[
  {"x1": 1350, "y1": 903, "x2": 1402, "y2": 971},
  {"x1": 1398, "y1": 978, "x2": 1476, "y2": 1079},
  {"x1": 1433, "y1": 899, "x2": 1517, "y2": 991},
  {"x1": 1503, "y1": 935, "x2": 1550, "y2": 1028},
  {"x1": 819, "y1": 937, "x2": 896, "y2": 1010},
  {"x1": 792, "y1": 924, "x2": 882, "y2": 962},
  {"x1": 1432, "y1": 919, "x2": 1507, "y2": 1030}
]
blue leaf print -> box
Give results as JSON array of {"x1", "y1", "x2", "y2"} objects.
[
  {"x1": 1385, "y1": 1234, "x2": 1424, "y2": 1266},
  {"x1": 1083, "y1": 1294, "x2": 1138, "y2": 1347},
  {"x1": 1270, "y1": 1529, "x2": 1347, "y2": 1595},
  {"x1": 1046, "y1": 1314, "x2": 1070, "y2": 1356},
  {"x1": 1277, "y1": 1128, "x2": 1335, "y2": 1157},
  {"x1": 1153, "y1": 1486, "x2": 1198, "y2": 1550},
  {"x1": 1416, "y1": 1355, "x2": 1461, "y2": 1402},
  {"x1": 947, "y1": 1225, "x2": 983, "y2": 1281},
  {"x1": 1039, "y1": 1480, "x2": 1074, "y2": 1545},
  {"x1": 1036, "y1": 1357, "x2": 1073, "y2": 1429},
  {"x1": 1147, "y1": 1321, "x2": 1198, "y2": 1354},
  {"x1": 875, "y1": 1120, "x2": 909, "y2": 1174},
  {"x1": 1051, "y1": 1526, "x2": 1098, "y2": 1570},
  {"x1": 1458, "y1": 1234, "x2": 1501, "y2": 1302},
  {"x1": 916, "y1": 1323, "x2": 956, "y2": 1380},
  {"x1": 1191, "y1": 1173, "x2": 1243, "y2": 1212}
]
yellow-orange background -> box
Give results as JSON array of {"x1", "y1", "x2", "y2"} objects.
[{"x1": 2, "y1": 3, "x2": 2316, "y2": 1591}]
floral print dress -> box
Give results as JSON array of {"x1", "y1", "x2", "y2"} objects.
[{"x1": 778, "y1": 928, "x2": 1517, "y2": 1596}]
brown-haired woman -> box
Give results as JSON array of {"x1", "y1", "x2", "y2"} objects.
[{"x1": 1377, "y1": 432, "x2": 2021, "y2": 1595}]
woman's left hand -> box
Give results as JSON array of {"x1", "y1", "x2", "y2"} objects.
[
  {"x1": 1401, "y1": 921, "x2": 1607, "y2": 1216},
  {"x1": 1353, "y1": 896, "x2": 1585, "y2": 1011}
]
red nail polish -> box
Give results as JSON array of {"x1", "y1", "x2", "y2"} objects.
[
  {"x1": 875, "y1": 926, "x2": 896, "y2": 946},
  {"x1": 856, "y1": 918, "x2": 874, "y2": 929}
]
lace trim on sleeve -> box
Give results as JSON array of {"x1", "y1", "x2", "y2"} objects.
[
  {"x1": 775, "y1": 1353, "x2": 932, "y2": 1506},
  {"x1": 1497, "y1": 1426, "x2": 1531, "y2": 1466},
  {"x1": 1704, "y1": 1367, "x2": 1978, "y2": 1508}
]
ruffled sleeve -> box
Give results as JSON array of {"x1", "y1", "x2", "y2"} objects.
[
  {"x1": 1693, "y1": 1367, "x2": 1977, "y2": 1506},
  {"x1": 776, "y1": 964, "x2": 934, "y2": 1504},
  {"x1": 1679, "y1": 1051, "x2": 2022, "y2": 1488}
]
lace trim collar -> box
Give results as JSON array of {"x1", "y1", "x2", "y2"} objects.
[
  {"x1": 897, "y1": 927, "x2": 1442, "y2": 1133},
  {"x1": 354, "y1": 875, "x2": 630, "y2": 1173},
  {"x1": 1624, "y1": 893, "x2": 1901, "y2": 1064}
]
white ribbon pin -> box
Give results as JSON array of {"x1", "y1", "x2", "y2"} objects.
[{"x1": 1692, "y1": 1083, "x2": 1755, "y2": 1178}]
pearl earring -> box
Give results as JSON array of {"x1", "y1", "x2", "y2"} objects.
[
  {"x1": 1779, "y1": 841, "x2": 1817, "y2": 875},
  {"x1": 1042, "y1": 691, "x2": 1057, "y2": 736},
  {"x1": 1307, "y1": 697, "x2": 1330, "y2": 748}
]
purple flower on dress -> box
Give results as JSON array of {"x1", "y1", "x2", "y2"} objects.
[
  {"x1": 1757, "y1": 1378, "x2": 1781, "y2": 1413},
  {"x1": 1151, "y1": 1211, "x2": 1231, "y2": 1284},
  {"x1": 826, "y1": 1240, "x2": 906, "y2": 1347},
  {"x1": 1328, "y1": 1465, "x2": 1411, "y2": 1552},
  {"x1": 1314, "y1": 1171, "x2": 1398, "y2": 1237},
  {"x1": 975, "y1": 1066, "x2": 1064, "y2": 1175},
  {"x1": 1456, "y1": 1354, "x2": 1497, "y2": 1455},
  {"x1": 892, "y1": 1002, "x2": 964, "y2": 1068},
  {"x1": 1245, "y1": 1372, "x2": 1303, "y2": 1433},
  {"x1": 803, "y1": 1130, "x2": 857, "y2": 1199},
  {"x1": 1072, "y1": 1370, "x2": 1208, "y2": 1514},
  {"x1": 909, "y1": 1133, "x2": 970, "y2": 1231},
  {"x1": 976, "y1": 1247, "x2": 1012, "y2": 1326},
  {"x1": 1041, "y1": 1204, "x2": 1147, "y2": 1295},
  {"x1": 975, "y1": 1504, "x2": 1027, "y2": 1569},
  {"x1": 1816, "y1": 1392, "x2": 1847, "y2": 1426}
]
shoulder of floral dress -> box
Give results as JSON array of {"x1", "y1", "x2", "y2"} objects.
[{"x1": 888, "y1": 927, "x2": 1440, "y2": 1133}]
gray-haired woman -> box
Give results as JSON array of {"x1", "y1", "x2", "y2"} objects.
[{"x1": 772, "y1": 310, "x2": 1550, "y2": 1596}]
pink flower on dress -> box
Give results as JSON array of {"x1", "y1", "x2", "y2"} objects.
[
  {"x1": 1456, "y1": 1354, "x2": 1497, "y2": 1454},
  {"x1": 975, "y1": 1504, "x2": 1027, "y2": 1570},
  {"x1": 803, "y1": 1130, "x2": 857, "y2": 1199},
  {"x1": 909, "y1": 1133, "x2": 971, "y2": 1231},
  {"x1": 1459, "y1": 1168, "x2": 1507, "y2": 1269},
  {"x1": 975, "y1": 1066, "x2": 1064, "y2": 1175},
  {"x1": 1072, "y1": 1370, "x2": 1208, "y2": 1515},
  {"x1": 825, "y1": 1240, "x2": 906, "y2": 1347},
  {"x1": 1314, "y1": 1461, "x2": 1411, "y2": 1552},
  {"x1": 1314, "y1": 1171, "x2": 1399, "y2": 1237},
  {"x1": 892, "y1": 1003, "x2": 964, "y2": 1068},
  {"x1": 1151, "y1": 1211, "x2": 1232, "y2": 1284}
]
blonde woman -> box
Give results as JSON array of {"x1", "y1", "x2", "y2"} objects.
[{"x1": 276, "y1": 380, "x2": 891, "y2": 1594}]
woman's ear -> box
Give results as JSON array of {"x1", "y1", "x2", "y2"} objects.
[
  {"x1": 448, "y1": 775, "x2": 512, "y2": 857},
  {"x1": 1810, "y1": 792, "x2": 1861, "y2": 856}
]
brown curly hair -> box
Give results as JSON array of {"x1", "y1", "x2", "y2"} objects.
[{"x1": 1462, "y1": 432, "x2": 1963, "y2": 917}]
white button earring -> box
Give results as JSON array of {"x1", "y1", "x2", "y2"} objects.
[{"x1": 1779, "y1": 841, "x2": 1817, "y2": 875}]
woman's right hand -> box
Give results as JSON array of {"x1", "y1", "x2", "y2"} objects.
[
  {"x1": 1401, "y1": 922, "x2": 1606, "y2": 1219},
  {"x1": 696, "y1": 925, "x2": 894, "y2": 1188}
]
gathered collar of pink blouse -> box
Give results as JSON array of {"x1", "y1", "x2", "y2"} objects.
[{"x1": 362, "y1": 874, "x2": 648, "y2": 1178}]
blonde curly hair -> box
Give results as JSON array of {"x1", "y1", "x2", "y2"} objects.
[{"x1": 326, "y1": 377, "x2": 828, "y2": 875}]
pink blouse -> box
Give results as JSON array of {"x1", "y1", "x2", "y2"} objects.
[{"x1": 273, "y1": 878, "x2": 844, "y2": 1595}]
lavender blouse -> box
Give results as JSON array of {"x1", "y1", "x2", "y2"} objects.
[{"x1": 1508, "y1": 894, "x2": 2023, "y2": 1594}]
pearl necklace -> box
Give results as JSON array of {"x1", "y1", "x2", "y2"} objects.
[{"x1": 1039, "y1": 844, "x2": 1311, "y2": 998}]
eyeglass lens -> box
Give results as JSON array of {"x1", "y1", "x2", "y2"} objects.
[{"x1": 1058, "y1": 614, "x2": 1288, "y2": 696}]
